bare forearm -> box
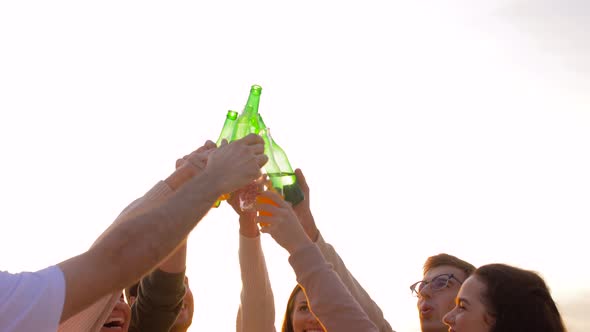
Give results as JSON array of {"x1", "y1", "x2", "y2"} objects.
[
  {"x1": 237, "y1": 235, "x2": 276, "y2": 332},
  {"x1": 158, "y1": 242, "x2": 187, "y2": 273},
  {"x1": 58, "y1": 173, "x2": 221, "y2": 322}
]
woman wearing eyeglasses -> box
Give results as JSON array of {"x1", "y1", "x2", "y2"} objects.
[{"x1": 442, "y1": 263, "x2": 567, "y2": 332}]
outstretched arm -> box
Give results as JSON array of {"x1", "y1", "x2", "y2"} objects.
[
  {"x1": 57, "y1": 134, "x2": 268, "y2": 323},
  {"x1": 230, "y1": 188, "x2": 276, "y2": 332},
  {"x1": 256, "y1": 190, "x2": 378, "y2": 332},
  {"x1": 293, "y1": 169, "x2": 394, "y2": 332},
  {"x1": 128, "y1": 145, "x2": 215, "y2": 332}
]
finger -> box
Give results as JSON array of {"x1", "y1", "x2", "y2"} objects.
[
  {"x1": 255, "y1": 215, "x2": 276, "y2": 226},
  {"x1": 204, "y1": 140, "x2": 217, "y2": 150},
  {"x1": 175, "y1": 158, "x2": 185, "y2": 169},
  {"x1": 259, "y1": 224, "x2": 274, "y2": 234},
  {"x1": 241, "y1": 133, "x2": 265, "y2": 145},
  {"x1": 255, "y1": 201, "x2": 282, "y2": 217},
  {"x1": 256, "y1": 154, "x2": 269, "y2": 167},
  {"x1": 220, "y1": 139, "x2": 229, "y2": 147},
  {"x1": 258, "y1": 190, "x2": 288, "y2": 209},
  {"x1": 295, "y1": 168, "x2": 309, "y2": 194},
  {"x1": 250, "y1": 142, "x2": 265, "y2": 155},
  {"x1": 186, "y1": 156, "x2": 206, "y2": 170}
]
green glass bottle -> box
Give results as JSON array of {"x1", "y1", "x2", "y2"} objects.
[
  {"x1": 216, "y1": 110, "x2": 238, "y2": 146},
  {"x1": 232, "y1": 85, "x2": 263, "y2": 140},
  {"x1": 232, "y1": 85, "x2": 264, "y2": 212},
  {"x1": 258, "y1": 115, "x2": 305, "y2": 205},
  {"x1": 212, "y1": 110, "x2": 238, "y2": 207}
]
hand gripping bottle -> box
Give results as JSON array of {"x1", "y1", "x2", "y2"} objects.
[
  {"x1": 258, "y1": 115, "x2": 305, "y2": 206},
  {"x1": 212, "y1": 110, "x2": 238, "y2": 207}
]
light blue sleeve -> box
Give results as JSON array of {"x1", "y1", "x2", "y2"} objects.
[{"x1": 0, "y1": 265, "x2": 66, "y2": 332}]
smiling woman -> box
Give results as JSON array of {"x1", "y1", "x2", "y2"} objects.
[
  {"x1": 282, "y1": 285, "x2": 324, "y2": 332},
  {"x1": 102, "y1": 293, "x2": 130, "y2": 332}
]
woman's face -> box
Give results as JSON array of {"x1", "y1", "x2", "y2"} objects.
[
  {"x1": 101, "y1": 293, "x2": 131, "y2": 332},
  {"x1": 290, "y1": 290, "x2": 324, "y2": 332},
  {"x1": 443, "y1": 276, "x2": 495, "y2": 332}
]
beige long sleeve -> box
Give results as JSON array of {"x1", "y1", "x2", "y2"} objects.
[
  {"x1": 315, "y1": 232, "x2": 395, "y2": 332},
  {"x1": 289, "y1": 244, "x2": 379, "y2": 332}
]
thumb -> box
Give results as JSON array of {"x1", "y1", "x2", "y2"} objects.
[
  {"x1": 295, "y1": 168, "x2": 309, "y2": 194},
  {"x1": 176, "y1": 158, "x2": 186, "y2": 169}
]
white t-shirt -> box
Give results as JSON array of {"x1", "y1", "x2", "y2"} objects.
[{"x1": 0, "y1": 265, "x2": 66, "y2": 332}]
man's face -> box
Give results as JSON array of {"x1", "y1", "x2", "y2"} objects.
[
  {"x1": 101, "y1": 293, "x2": 131, "y2": 332},
  {"x1": 172, "y1": 276, "x2": 194, "y2": 332},
  {"x1": 417, "y1": 265, "x2": 466, "y2": 332}
]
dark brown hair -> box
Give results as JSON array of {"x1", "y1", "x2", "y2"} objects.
[
  {"x1": 125, "y1": 282, "x2": 139, "y2": 302},
  {"x1": 475, "y1": 264, "x2": 567, "y2": 332}
]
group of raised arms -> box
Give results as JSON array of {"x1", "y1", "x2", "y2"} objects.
[{"x1": 1, "y1": 134, "x2": 568, "y2": 332}]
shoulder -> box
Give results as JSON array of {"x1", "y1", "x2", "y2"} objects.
[{"x1": 1, "y1": 266, "x2": 66, "y2": 331}]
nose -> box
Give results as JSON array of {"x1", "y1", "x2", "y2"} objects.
[
  {"x1": 305, "y1": 311, "x2": 320, "y2": 324},
  {"x1": 443, "y1": 306, "x2": 456, "y2": 326},
  {"x1": 418, "y1": 283, "x2": 433, "y2": 298}
]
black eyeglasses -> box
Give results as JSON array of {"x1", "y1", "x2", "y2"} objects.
[{"x1": 409, "y1": 273, "x2": 463, "y2": 297}]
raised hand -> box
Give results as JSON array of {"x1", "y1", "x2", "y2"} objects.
[
  {"x1": 228, "y1": 185, "x2": 258, "y2": 238},
  {"x1": 204, "y1": 134, "x2": 268, "y2": 195},
  {"x1": 255, "y1": 190, "x2": 312, "y2": 254},
  {"x1": 181, "y1": 139, "x2": 218, "y2": 170},
  {"x1": 165, "y1": 140, "x2": 217, "y2": 191},
  {"x1": 291, "y1": 169, "x2": 319, "y2": 241}
]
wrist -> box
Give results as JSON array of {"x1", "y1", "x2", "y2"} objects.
[
  {"x1": 239, "y1": 226, "x2": 259, "y2": 238},
  {"x1": 306, "y1": 227, "x2": 320, "y2": 242},
  {"x1": 165, "y1": 167, "x2": 195, "y2": 191},
  {"x1": 287, "y1": 235, "x2": 313, "y2": 255},
  {"x1": 199, "y1": 169, "x2": 227, "y2": 198},
  {"x1": 239, "y1": 215, "x2": 259, "y2": 237}
]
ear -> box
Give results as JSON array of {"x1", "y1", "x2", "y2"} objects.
[{"x1": 483, "y1": 312, "x2": 496, "y2": 328}]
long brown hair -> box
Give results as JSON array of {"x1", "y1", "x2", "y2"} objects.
[
  {"x1": 281, "y1": 285, "x2": 303, "y2": 332},
  {"x1": 476, "y1": 264, "x2": 567, "y2": 332}
]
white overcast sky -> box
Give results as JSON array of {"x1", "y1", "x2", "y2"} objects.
[{"x1": 1, "y1": 1, "x2": 588, "y2": 331}]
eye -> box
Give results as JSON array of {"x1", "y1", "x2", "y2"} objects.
[
  {"x1": 457, "y1": 302, "x2": 466, "y2": 311},
  {"x1": 298, "y1": 304, "x2": 309, "y2": 312},
  {"x1": 432, "y1": 277, "x2": 449, "y2": 289}
]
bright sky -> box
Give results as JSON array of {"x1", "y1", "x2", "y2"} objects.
[{"x1": 1, "y1": 1, "x2": 589, "y2": 331}]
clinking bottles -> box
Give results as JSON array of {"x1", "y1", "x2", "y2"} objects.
[
  {"x1": 216, "y1": 110, "x2": 238, "y2": 146},
  {"x1": 258, "y1": 115, "x2": 305, "y2": 206},
  {"x1": 212, "y1": 110, "x2": 238, "y2": 207},
  {"x1": 232, "y1": 85, "x2": 262, "y2": 140},
  {"x1": 232, "y1": 84, "x2": 264, "y2": 212}
]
